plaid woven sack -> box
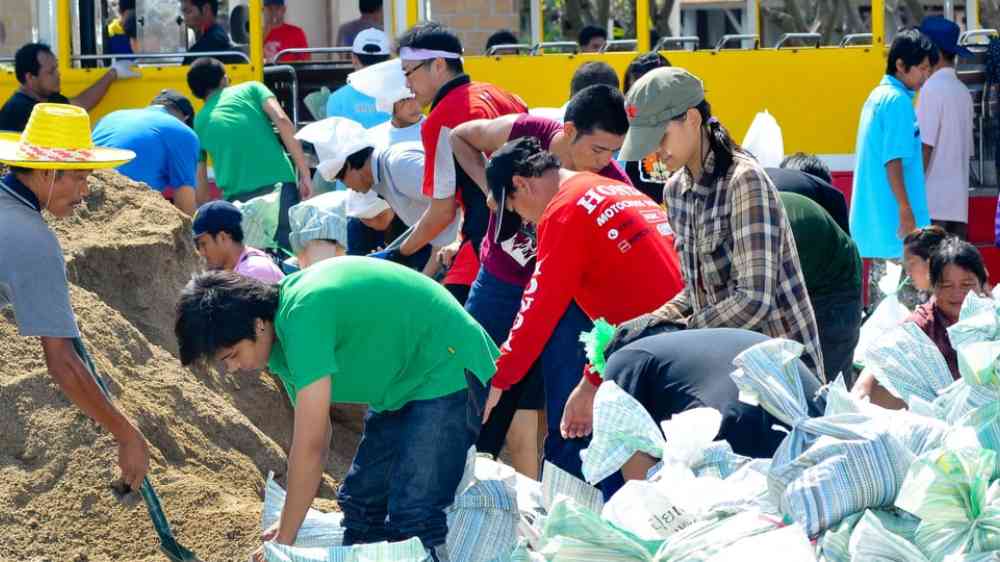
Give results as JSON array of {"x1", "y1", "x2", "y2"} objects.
[
  {"x1": 262, "y1": 473, "x2": 346, "y2": 548},
  {"x1": 848, "y1": 510, "x2": 930, "y2": 562},
  {"x1": 865, "y1": 322, "x2": 954, "y2": 406},
  {"x1": 896, "y1": 447, "x2": 1000, "y2": 562},
  {"x1": 446, "y1": 479, "x2": 519, "y2": 562},
  {"x1": 264, "y1": 538, "x2": 430, "y2": 562}
]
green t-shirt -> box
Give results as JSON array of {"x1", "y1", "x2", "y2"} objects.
[
  {"x1": 267, "y1": 256, "x2": 499, "y2": 412},
  {"x1": 780, "y1": 192, "x2": 862, "y2": 300},
  {"x1": 194, "y1": 81, "x2": 296, "y2": 199}
]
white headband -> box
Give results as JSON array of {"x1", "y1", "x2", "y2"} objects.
[{"x1": 399, "y1": 47, "x2": 462, "y2": 60}]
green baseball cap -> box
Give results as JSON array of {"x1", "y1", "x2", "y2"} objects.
[{"x1": 619, "y1": 67, "x2": 705, "y2": 161}]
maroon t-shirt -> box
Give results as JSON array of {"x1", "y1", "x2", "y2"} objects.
[
  {"x1": 907, "y1": 299, "x2": 959, "y2": 380},
  {"x1": 480, "y1": 114, "x2": 631, "y2": 287}
]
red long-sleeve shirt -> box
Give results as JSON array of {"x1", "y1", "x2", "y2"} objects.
[{"x1": 491, "y1": 172, "x2": 684, "y2": 390}]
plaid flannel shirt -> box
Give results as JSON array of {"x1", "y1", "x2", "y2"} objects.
[{"x1": 654, "y1": 152, "x2": 826, "y2": 380}]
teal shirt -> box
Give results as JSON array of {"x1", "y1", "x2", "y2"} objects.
[
  {"x1": 849, "y1": 75, "x2": 930, "y2": 259},
  {"x1": 267, "y1": 257, "x2": 498, "y2": 412}
]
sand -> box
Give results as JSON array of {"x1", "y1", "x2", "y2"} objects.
[{"x1": 0, "y1": 171, "x2": 360, "y2": 561}]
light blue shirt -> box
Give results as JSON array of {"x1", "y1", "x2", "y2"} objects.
[
  {"x1": 849, "y1": 75, "x2": 930, "y2": 259},
  {"x1": 92, "y1": 106, "x2": 200, "y2": 191},
  {"x1": 324, "y1": 84, "x2": 390, "y2": 129}
]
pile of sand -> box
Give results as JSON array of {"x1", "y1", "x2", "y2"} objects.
[{"x1": 0, "y1": 172, "x2": 360, "y2": 561}]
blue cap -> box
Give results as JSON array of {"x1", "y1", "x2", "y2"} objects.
[
  {"x1": 192, "y1": 200, "x2": 243, "y2": 238},
  {"x1": 920, "y1": 16, "x2": 974, "y2": 58}
]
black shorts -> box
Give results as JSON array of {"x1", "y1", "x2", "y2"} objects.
[{"x1": 475, "y1": 360, "x2": 544, "y2": 457}]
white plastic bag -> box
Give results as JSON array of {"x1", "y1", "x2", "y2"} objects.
[
  {"x1": 741, "y1": 110, "x2": 784, "y2": 168},
  {"x1": 854, "y1": 262, "x2": 911, "y2": 364},
  {"x1": 601, "y1": 480, "x2": 696, "y2": 541},
  {"x1": 235, "y1": 189, "x2": 281, "y2": 250},
  {"x1": 706, "y1": 523, "x2": 815, "y2": 562},
  {"x1": 261, "y1": 472, "x2": 346, "y2": 548}
]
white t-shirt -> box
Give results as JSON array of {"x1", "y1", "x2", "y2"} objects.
[{"x1": 917, "y1": 67, "x2": 974, "y2": 223}]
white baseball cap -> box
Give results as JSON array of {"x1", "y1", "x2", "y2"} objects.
[
  {"x1": 352, "y1": 27, "x2": 390, "y2": 56},
  {"x1": 347, "y1": 58, "x2": 414, "y2": 114},
  {"x1": 345, "y1": 189, "x2": 391, "y2": 220},
  {"x1": 294, "y1": 117, "x2": 375, "y2": 181}
]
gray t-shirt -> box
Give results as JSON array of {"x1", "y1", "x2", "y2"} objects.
[
  {"x1": 373, "y1": 142, "x2": 460, "y2": 248},
  {"x1": 0, "y1": 181, "x2": 79, "y2": 338}
]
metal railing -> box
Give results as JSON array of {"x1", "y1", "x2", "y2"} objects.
[
  {"x1": 715, "y1": 34, "x2": 759, "y2": 51},
  {"x1": 530, "y1": 41, "x2": 580, "y2": 55},
  {"x1": 486, "y1": 43, "x2": 532, "y2": 56},
  {"x1": 263, "y1": 64, "x2": 299, "y2": 127},
  {"x1": 656, "y1": 36, "x2": 700, "y2": 51},
  {"x1": 839, "y1": 33, "x2": 873, "y2": 47},
  {"x1": 960, "y1": 29, "x2": 999, "y2": 46},
  {"x1": 71, "y1": 50, "x2": 251, "y2": 64},
  {"x1": 272, "y1": 46, "x2": 353, "y2": 64},
  {"x1": 600, "y1": 39, "x2": 638, "y2": 53},
  {"x1": 774, "y1": 32, "x2": 822, "y2": 49}
]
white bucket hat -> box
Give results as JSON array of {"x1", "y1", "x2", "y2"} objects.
[
  {"x1": 295, "y1": 117, "x2": 375, "y2": 181},
  {"x1": 345, "y1": 189, "x2": 391, "y2": 220},
  {"x1": 347, "y1": 58, "x2": 415, "y2": 114}
]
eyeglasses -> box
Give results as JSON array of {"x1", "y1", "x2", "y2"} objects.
[{"x1": 403, "y1": 60, "x2": 430, "y2": 78}]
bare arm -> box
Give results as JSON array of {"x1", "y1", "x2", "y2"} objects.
[
  {"x1": 40, "y1": 337, "x2": 149, "y2": 488},
  {"x1": 886, "y1": 158, "x2": 916, "y2": 237},
  {"x1": 172, "y1": 186, "x2": 197, "y2": 216},
  {"x1": 449, "y1": 115, "x2": 519, "y2": 196},
  {"x1": 195, "y1": 161, "x2": 212, "y2": 205},
  {"x1": 69, "y1": 69, "x2": 117, "y2": 110},
  {"x1": 263, "y1": 96, "x2": 313, "y2": 199},
  {"x1": 922, "y1": 143, "x2": 933, "y2": 173},
  {"x1": 275, "y1": 376, "x2": 333, "y2": 546},
  {"x1": 399, "y1": 196, "x2": 459, "y2": 256}
]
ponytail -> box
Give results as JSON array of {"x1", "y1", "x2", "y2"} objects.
[{"x1": 695, "y1": 100, "x2": 739, "y2": 184}]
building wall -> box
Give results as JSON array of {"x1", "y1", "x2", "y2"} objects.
[
  {"x1": 0, "y1": 0, "x2": 43, "y2": 58},
  {"x1": 429, "y1": 0, "x2": 522, "y2": 54}
]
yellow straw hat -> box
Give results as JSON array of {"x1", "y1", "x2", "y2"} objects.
[{"x1": 0, "y1": 103, "x2": 135, "y2": 170}]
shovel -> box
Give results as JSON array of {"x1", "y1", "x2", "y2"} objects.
[{"x1": 71, "y1": 338, "x2": 203, "y2": 562}]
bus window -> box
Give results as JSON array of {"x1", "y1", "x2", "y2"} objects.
[
  {"x1": 885, "y1": 2, "x2": 947, "y2": 43},
  {"x1": 760, "y1": 0, "x2": 871, "y2": 47},
  {"x1": 1, "y1": 0, "x2": 58, "y2": 58}
]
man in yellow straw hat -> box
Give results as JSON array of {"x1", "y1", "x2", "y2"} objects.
[{"x1": 0, "y1": 103, "x2": 150, "y2": 492}]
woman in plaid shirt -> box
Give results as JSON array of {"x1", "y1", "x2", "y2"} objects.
[{"x1": 616, "y1": 68, "x2": 825, "y2": 381}]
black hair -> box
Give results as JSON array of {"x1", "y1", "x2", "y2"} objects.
[
  {"x1": 623, "y1": 51, "x2": 670, "y2": 94},
  {"x1": 189, "y1": 0, "x2": 219, "y2": 16},
  {"x1": 175, "y1": 271, "x2": 280, "y2": 366},
  {"x1": 186, "y1": 57, "x2": 226, "y2": 99},
  {"x1": 356, "y1": 53, "x2": 391, "y2": 66},
  {"x1": 396, "y1": 22, "x2": 464, "y2": 74},
  {"x1": 780, "y1": 152, "x2": 833, "y2": 184},
  {"x1": 564, "y1": 84, "x2": 629, "y2": 137},
  {"x1": 204, "y1": 222, "x2": 245, "y2": 243},
  {"x1": 14, "y1": 43, "x2": 54, "y2": 84},
  {"x1": 671, "y1": 100, "x2": 739, "y2": 184},
  {"x1": 512, "y1": 138, "x2": 561, "y2": 179},
  {"x1": 359, "y1": 0, "x2": 383, "y2": 14},
  {"x1": 119, "y1": 0, "x2": 136, "y2": 12},
  {"x1": 930, "y1": 238, "x2": 988, "y2": 287},
  {"x1": 569, "y1": 61, "x2": 620, "y2": 97},
  {"x1": 903, "y1": 225, "x2": 950, "y2": 261},
  {"x1": 336, "y1": 146, "x2": 375, "y2": 180},
  {"x1": 578, "y1": 25, "x2": 607, "y2": 47},
  {"x1": 940, "y1": 50, "x2": 957, "y2": 64},
  {"x1": 9, "y1": 166, "x2": 64, "y2": 179},
  {"x1": 886, "y1": 28, "x2": 939, "y2": 76},
  {"x1": 485, "y1": 29, "x2": 519, "y2": 52}
]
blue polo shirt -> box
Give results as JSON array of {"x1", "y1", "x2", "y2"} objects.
[
  {"x1": 849, "y1": 75, "x2": 930, "y2": 259},
  {"x1": 324, "y1": 84, "x2": 390, "y2": 128},
  {"x1": 92, "y1": 106, "x2": 200, "y2": 192}
]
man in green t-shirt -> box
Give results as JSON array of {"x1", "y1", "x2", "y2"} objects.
[
  {"x1": 777, "y1": 189, "x2": 863, "y2": 384},
  {"x1": 175, "y1": 257, "x2": 496, "y2": 561},
  {"x1": 187, "y1": 57, "x2": 313, "y2": 252}
]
